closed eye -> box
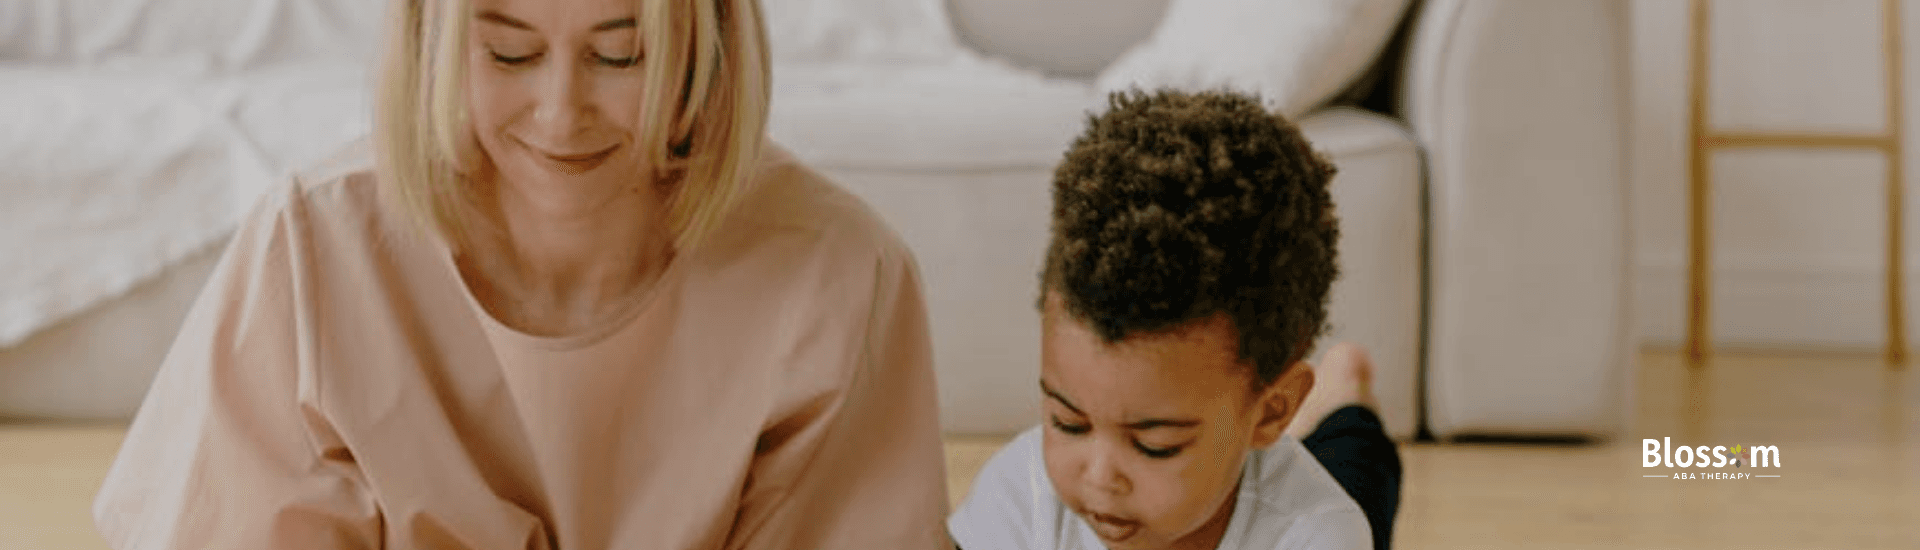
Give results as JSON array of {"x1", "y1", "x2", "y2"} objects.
[
  {"x1": 1134, "y1": 441, "x2": 1183, "y2": 459},
  {"x1": 491, "y1": 50, "x2": 541, "y2": 65},
  {"x1": 594, "y1": 53, "x2": 640, "y2": 68},
  {"x1": 1050, "y1": 416, "x2": 1090, "y2": 436}
]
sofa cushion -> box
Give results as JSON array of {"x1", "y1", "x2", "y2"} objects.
[
  {"x1": 943, "y1": 0, "x2": 1170, "y2": 78},
  {"x1": 1297, "y1": 108, "x2": 1423, "y2": 441},
  {"x1": 769, "y1": 58, "x2": 1104, "y2": 170},
  {"x1": 1093, "y1": 0, "x2": 1411, "y2": 117},
  {"x1": 762, "y1": 0, "x2": 967, "y2": 63}
]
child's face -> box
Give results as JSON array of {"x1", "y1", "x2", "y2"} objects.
[{"x1": 1039, "y1": 293, "x2": 1312, "y2": 550}]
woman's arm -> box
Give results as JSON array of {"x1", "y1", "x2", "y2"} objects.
[
  {"x1": 724, "y1": 246, "x2": 952, "y2": 550},
  {"x1": 93, "y1": 186, "x2": 381, "y2": 550}
]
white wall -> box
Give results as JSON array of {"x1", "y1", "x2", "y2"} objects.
[{"x1": 1630, "y1": 0, "x2": 1920, "y2": 349}]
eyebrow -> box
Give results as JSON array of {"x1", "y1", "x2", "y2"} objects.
[
  {"x1": 476, "y1": 10, "x2": 636, "y2": 32},
  {"x1": 1039, "y1": 379, "x2": 1202, "y2": 430},
  {"x1": 1040, "y1": 380, "x2": 1084, "y2": 416}
]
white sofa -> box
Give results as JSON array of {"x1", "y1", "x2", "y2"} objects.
[
  {"x1": 0, "y1": 0, "x2": 1633, "y2": 441},
  {"x1": 772, "y1": 0, "x2": 1634, "y2": 440}
]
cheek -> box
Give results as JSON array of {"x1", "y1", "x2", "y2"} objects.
[
  {"x1": 1137, "y1": 446, "x2": 1244, "y2": 534},
  {"x1": 590, "y1": 78, "x2": 647, "y2": 133},
  {"x1": 464, "y1": 64, "x2": 523, "y2": 132},
  {"x1": 600, "y1": 73, "x2": 648, "y2": 105},
  {"x1": 1039, "y1": 429, "x2": 1079, "y2": 503}
]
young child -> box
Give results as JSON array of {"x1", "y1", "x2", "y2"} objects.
[{"x1": 948, "y1": 89, "x2": 1402, "y2": 550}]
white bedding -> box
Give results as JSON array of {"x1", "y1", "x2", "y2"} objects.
[
  {"x1": 0, "y1": 0, "x2": 381, "y2": 69},
  {"x1": 0, "y1": 61, "x2": 370, "y2": 347},
  {"x1": 1, "y1": 54, "x2": 1075, "y2": 349}
]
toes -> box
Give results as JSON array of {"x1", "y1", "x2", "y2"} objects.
[{"x1": 1320, "y1": 342, "x2": 1372, "y2": 379}]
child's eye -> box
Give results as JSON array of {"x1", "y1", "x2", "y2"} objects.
[
  {"x1": 1134, "y1": 441, "x2": 1183, "y2": 459},
  {"x1": 1049, "y1": 416, "x2": 1090, "y2": 436}
]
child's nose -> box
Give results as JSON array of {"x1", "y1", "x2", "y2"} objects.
[{"x1": 1080, "y1": 443, "x2": 1132, "y2": 496}]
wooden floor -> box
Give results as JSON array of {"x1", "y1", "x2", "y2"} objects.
[{"x1": 7, "y1": 349, "x2": 1920, "y2": 549}]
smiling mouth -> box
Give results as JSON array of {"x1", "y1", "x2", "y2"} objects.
[
  {"x1": 525, "y1": 141, "x2": 618, "y2": 175},
  {"x1": 1081, "y1": 510, "x2": 1140, "y2": 542}
]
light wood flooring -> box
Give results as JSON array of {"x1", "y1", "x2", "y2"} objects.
[{"x1": 6, "y1": 349, "x2": 1919, "y2": 549}]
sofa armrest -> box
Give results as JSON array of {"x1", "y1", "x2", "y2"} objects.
[{"x1": 1399, "y1": 0, "x2": 1636, "y2": 438}]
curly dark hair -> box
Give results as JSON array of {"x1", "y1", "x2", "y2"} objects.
[{"x1": 1040, "y1": 88, "x2": 1340, "y2": 389}]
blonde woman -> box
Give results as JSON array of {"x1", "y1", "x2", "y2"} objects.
[{"x1": 92, "y1": 0, "x2": 951, "y2": 548}]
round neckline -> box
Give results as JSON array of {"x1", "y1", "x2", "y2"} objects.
[{"x1": 434, "y1": 232, "x2": 691, "y2": 352}]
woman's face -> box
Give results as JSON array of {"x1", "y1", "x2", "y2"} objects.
[{"x1": 466, "y1": 0, "x2": 651, "y2": 203}]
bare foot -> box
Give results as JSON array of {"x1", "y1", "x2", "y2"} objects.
[{"x1": 1285, "y1": 341, "x2": 1380, "y2": 440}]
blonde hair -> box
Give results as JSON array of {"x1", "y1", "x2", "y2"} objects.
[{"x1": 374, "y1": 0, "x2": 771, "y2": 252}]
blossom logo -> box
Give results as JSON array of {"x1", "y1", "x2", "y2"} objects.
[{"x1": 1641, "y1": 437, "x2": 1781, "y2": 479}]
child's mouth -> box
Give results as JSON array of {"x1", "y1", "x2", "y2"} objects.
[{"x1": 1083, "y1": 511, "x2": 1140, "y2": 542}]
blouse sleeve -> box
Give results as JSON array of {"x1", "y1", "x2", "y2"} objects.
[
  {"x1": 724, "y1": 245, "x2": 953, "y2": 550},
  {"x1": 92, "y1": 185, "x2": 382, "y2": 549}
]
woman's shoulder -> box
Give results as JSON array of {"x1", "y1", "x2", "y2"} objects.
[
  {"x1": 284, "y1": 138, "x2": 406, "y2": 229},
  {"x1": 700, "y1": 142, "x2": 917, "y2": 279},
  {"x1": 222, "y1": 138, "x2": 444, "y2": 306},
  {"x1": 242, "y1": 138, "x2": 438, "y2": 261}
]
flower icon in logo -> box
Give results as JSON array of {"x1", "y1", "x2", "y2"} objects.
[{"x1": 1727, "y1": 444, "x2": 1742, "y2": 467}]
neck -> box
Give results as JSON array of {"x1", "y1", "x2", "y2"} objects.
[
  {"x1": 1168, "y1": 471, "x2": 1243, "y2": 550},
  {"x1": 458, "y1": 169, "x2": 675, "y2": 335}
]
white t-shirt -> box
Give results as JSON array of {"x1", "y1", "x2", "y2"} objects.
[{"x1": 949, "y1": 426, "x2": 1371, "y2": 550}]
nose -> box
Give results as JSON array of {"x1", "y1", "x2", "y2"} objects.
[
  {"x1": 529, "y1": 54, "x2": 595, "y2": 145},
  {"x1": 1079, "y1": 440, "x2": 1132, "y2": 497}
]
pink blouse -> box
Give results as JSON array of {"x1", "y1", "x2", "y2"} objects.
[{"x1": 94, "y1": 141, "x2": 952, "y2": 549}]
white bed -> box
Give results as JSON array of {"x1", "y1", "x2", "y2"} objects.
[
  {"x1": 0, "y1": 62, "x2": 371, "y2": 420},
  {"x1": 2, "y1": 0, "x2": 379, "y2": 420}
]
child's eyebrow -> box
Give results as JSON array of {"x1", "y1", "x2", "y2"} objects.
[
  {"x1": 1039, "y1": 380, "x2": 1085, "y2": 416},
  {"x1": 1041, "y1": 380, "x2": 1201, "y2": 429}
]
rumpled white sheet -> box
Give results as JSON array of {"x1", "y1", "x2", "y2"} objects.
[
  {"x1": 0, "y1": 0, "x2": 1075, "y2": 347},
  {"x1": 0, "y1": 61, "x2": 370, "y2": 347},
  {"x1": 0, "y1": 0, "x2": 382, "y2": 69}
]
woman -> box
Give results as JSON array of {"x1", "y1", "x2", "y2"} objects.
[{"x1": 92, "y1": 0, "x2": 952, "y2": 548}]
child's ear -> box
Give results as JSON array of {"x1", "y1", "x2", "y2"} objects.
[{"x1": 1251, "y1": 360, "x2": 1313, "y2": 448}]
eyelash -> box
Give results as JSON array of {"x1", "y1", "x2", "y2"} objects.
[
  {"x1": 1050, "y1": 416, "x2": 1090, "y2": 435},
  {"x1": 1049, "y1": 416, "x2": 1185, "y2": 459},
  {"x1": 489, "y1": 51, "x2": 641, "y2": 68},
  {"x1": 1137, "y1": 443, "x2": 1182, "y2": 459}
]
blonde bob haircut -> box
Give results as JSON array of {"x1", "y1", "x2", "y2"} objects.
[{"x1": 374, "y1": 0, "x2": 771, "y2": 252}]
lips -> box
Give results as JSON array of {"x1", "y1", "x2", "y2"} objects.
[
  {"x1": 1082, "y1": 510, "x2": 1140, "y2": 542},
  {"x1": 521, "y1": 140, "x2": 618, "y2": 175}
]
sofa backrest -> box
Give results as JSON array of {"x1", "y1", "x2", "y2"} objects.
[
  {"x1": 945, "y1": 0, "x2": 1425, "y2": 118},
  {"x1": 944, "y1": 0, "x2": 1170, "y2": 79}
]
